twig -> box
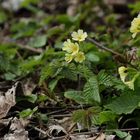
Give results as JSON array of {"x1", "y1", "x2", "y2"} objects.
[
  {"x1": 46, "y1": 109, "x2": 67, "y2": 115},
  {"x1": 64, "y1": 123, "x2": 77, "y2": 140},
  {"x1": 87, "y1": 37, "x2": 138, "y2": 69},
  {"x1": 87, "y1": 37, "x2": 124, "y2": 57},
  {"x1": 16, "y1": 43, "x2": 43, "y2": 54},
  {"x1": 51, "y1": 127, "x2": 139, "y2": 140},
  {"x1": 29, "y1": 125, "x2": 47, "y2": 135},
  {"x1": 40, "y1": 105, "x2": 90, "y2": 110},
  {"x1": 105, "y1": 127, "x2": 139, "y2": 132},
  {"x1": 52, "y1": 130, "x2": 97, "y2": 140},
  {"x1": 1, "y1": 37, "x2": 43, "y2": 54},
  {"x1": 50, "y1": 114, "x2": 72, "y2": 118}
]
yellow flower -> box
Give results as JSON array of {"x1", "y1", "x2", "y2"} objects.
[
  {"x1": 62, "y1": 39, "x2": 79, "y2": 55},
  {"x1": 71, "y1": 29, "x2": 87, "y2": 42},
  {"x1": 118, "y1": 66, "x2": 140, "y2": 90},
  {"x1": 118, "y1": 66, "x2": 134, "y2": 89},
  {"x1": 125, "y1": 81, "x2": 134, "y2": 90},
  {"x1": 74, "y1": 51, "x2": 85, "y2": 63},
  {"x1": 118, "y1": 66, "x2": 128, "y2": 82},
  {"x1": 65, "y1": 53, "x2": 73, "y2": 63},
  {"x1": 62, "y1": 39, "x2": 73, "y2": 53},
  {"x1": 130, "y1": 14, "x2": 140, "y2": 38}
]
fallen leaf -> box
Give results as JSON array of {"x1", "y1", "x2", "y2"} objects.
[
  {"x1": 3, "y1": 117, "x2": 29, "y2": 140},
  {"x1": 48, "y1": 125, "x2": 67, "y2": 137},
  {"x1": 0, "y1": 83, "x2": 17, "y2": 119}
]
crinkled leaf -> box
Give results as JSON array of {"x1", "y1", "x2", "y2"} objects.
[
  {"x1": 19, "y1": 107, "x2": 38, "y2": 118},
  {"x1": 24, "y1": 94, "x2": 37, "y2": 103},
  {"x1": 49, "y1": 79, "x2": 59, "y2": 92},
  {"x1": 98, "y1": 70, "x2": 113, "y2": 87},
  {"x1": 98, "y1": 111, "x2": 117, "y2": 124},
  {"x1": 29, "y1": 35, "x2": 47, "y2": 48},
  {"x1": 64, "y1": 91, "x2": 86, "y2": 104},
  {"x1": 115, "y1": 130, "x2": 128, "y2": 138},
  {"x1": 86, "y1": 51, "x2": 100, "y2": 62},
  {"x1": 83, "y1": 76, "x2": 101, "y2": 103},
  {"x1": 105, "y1": 93, "x2": 140, "y2": 114}
]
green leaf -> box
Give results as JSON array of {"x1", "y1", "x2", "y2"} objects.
[
  {"x1": 4, "y1": 73, "x2": 17, "y2": 80},
  {"x1": 98, "y1": 111, "x2": 117, "y2": 124},
  {"x1": 39, "y1": 64, "x2": 61, "y2": 85},
  {"x1": 83, "y1": 76, "x2": 101, "y2": 103},
  {"x1": 77, "y1": 65, "x2": 94, "y2": 78},
  {"x1": 98, "y1": 70, "x2": 113, "y2": 87},
  {"x1": 72, "y1": 109, "x2": 92, "y2": 128},
  {"x1": 115, "y1": 130, "x2": 132, "y2": 140},
  {"x1": 19, "y1": 107, "x2": 38, "y2": 118},
  {"x1": 72, "y1": 109, "x2": 86, "y2": 124},
  {"x1": 47, "y1": 27, "x2": 63, "y2": 38},
  {"x1": 11, "y1": 21, "x2": 39, "y2": 39},
  {"x1": 86, "y1": 51, "x2": 100, "y2": 62},
  {"x1": 61, "y1": 63, "x2": 78, "y2": 81},
  {"x1": 20, "y1": 56, "x2": 42, "y2": 74},
  {"x1": 115, "y1": 130, "x2": 128, "y2": 138},
  {"x1": 125, "y1": 133, "x2": 132, "y2": 140},
  {"x1": 21, "y1": 0, "x2": 39, "y2": 7},
  {"x1": 128, "y1": 2, "x2": 140, "y2": 14},
  {"x1": 19, "y1": 108, "x2": 32, "y2": 118},
  {"x1": 24, "y1": 94, "x2": 37, "y2": 103},
  {"x1": 72, "y1": 107, "x2": 101, "y2": 128},
  {"x1": 29, "y1": 35, "x2": 47, "y2": 48},
  {"x1": 0, "y1": 11, "x2": 8, "y2": 24},
  {"x1": 37, "y1": 113, "x2": 48, "y2": 123},
  {"x1": 64, "y1": 90, "x2": 86, "y2": 104},
  {"x1": 37, "y1": 94, "x2": 48, "y2": 102},
  {"x1": 105, "y1": 93, "x2": 140, "y2": 114},
  {"x1": 49, "y1": 79, "x2": 59, "y2": 92}
]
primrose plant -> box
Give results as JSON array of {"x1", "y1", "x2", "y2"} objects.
[
  {"x1": 62, "y1": 29, "x2": 87, "y2": 63},
  {"x1": 118, "y1": 13, "x2": 140, "y2": 90}
]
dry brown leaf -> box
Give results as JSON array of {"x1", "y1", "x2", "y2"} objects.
[
  {"x1": 3, "y1": 117, "x2": 29, "y2": 140},
  {"x1": 57, "y1": 117, "x2": 74, "y2": 132},
  {"x1": 48, "y1": 125, "x2": 67, "y2": 137},
  {"x1": 96, "y1": 133, "x2": 106, "y2": 140},
  {"x1": 0, "y1": 83, "x2": 17, "y2": 119},
  {"x1": 106, "y1": 135, "x2": 115, "y2": 140},
  {"x1": 70, "y1": 135, "x2": 91, "y2": 140}
]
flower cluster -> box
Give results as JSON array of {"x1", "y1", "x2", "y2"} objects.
[
  {"x1": 62, "y1": 29, "x2": 87, "y2": 63},
  {"x1": 118, "y1": 66, "x2": 139, "y2": 90},
  {"x1": 130, "y1": 14, "x2": 140, "y2": 38}
]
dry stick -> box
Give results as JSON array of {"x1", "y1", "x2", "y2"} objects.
[
  {"x1": 87, "y1": 38, "x2": 123, "y2": 57},
  {"x1": 105, "y1": 127, "x2": 139, "y2": 132},
  {"x1": 87, "y1": 38, "x2": 137, "y2": 69},
  {"x1": 52, "y1": 130, "x2": 98, "y2": 140},
  {"x1": 29, "y1": 124, "x2": 47, "y2": 135},
  {"x1": 50, "y1": 114, "x2": 72, "y2": 118},
  {"x1": 46, "y1": 108, "x2": 67, "y2": 115},
  {"x1": 1, "y1": 37, "x2": 43, "y2": 54},
  {"x1": 64, "y1": 123, "x2": 77, "y2": 140},
  {"x1": 52, "y1": 127, "x2": 139, "y2": 140},
  {"x1": 16, "y1": 43, "x2": 43, "y2": 54}
]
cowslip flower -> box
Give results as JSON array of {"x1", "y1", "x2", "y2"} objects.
[
  {"x1": 118, "y1": 66, "x2": 134, "y2": 89},
  {"x1": 118, "y1": 66, "x2": 139, "y2": 90},
  {"x1": 71, "y1": 29, "x2": 87, "y2": 42},
  {"x1": 125, "y1": 81, "x2": 134, "y2": 90},
  {"x1": 65, "y1": 53, "x2": 73, "y2": 63},
  {"x1": 124, "y1": 73, "x2": 139, "y2": 90},
  {"x1": 74, "y1": 51, "x2": 85, "y2": 63},
  {"x1": 62, "y1": 39, "x2": 79, "y2": 55},
  {"x1": 130, "y1": 14, "x2": 140, "y2": 38},
  {"x1": 118, "y1": 66, "x2": 128, "y2": 83}
]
